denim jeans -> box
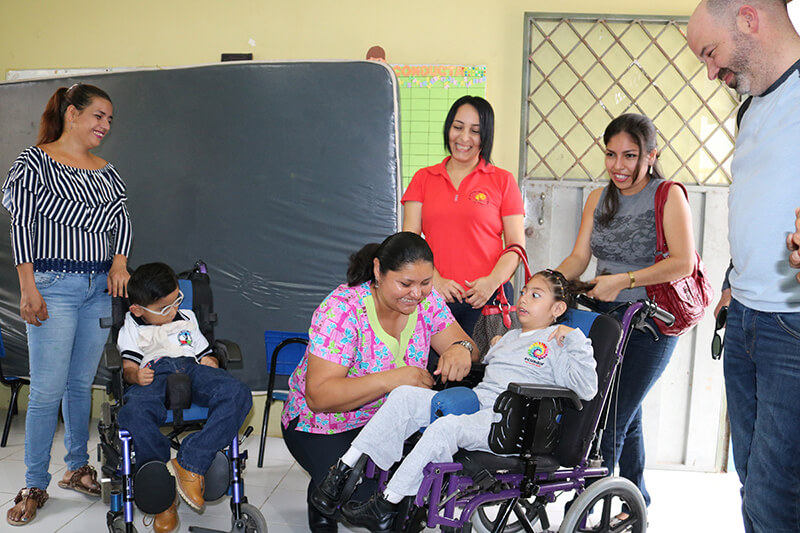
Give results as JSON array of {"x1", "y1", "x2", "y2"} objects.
[
  {"x1": 446, "y1": 282, "x2": 514, "y2": 337},
  {"x1": 595, "y1": 301, "x2": 679, "y2": 507},
  {"x1": 118, "y1": 357, "x2": 252, "y2": 475},
  {"x1": 723, "y1": 299, "x2": 800, "y2": 533},
  {"x1": 24, "y1": 271, "x2": 110, "y2": 490}
]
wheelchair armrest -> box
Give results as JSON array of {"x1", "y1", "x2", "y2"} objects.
[
  {"x1": 507, "y1": 383, "x2": 583, "y2": 411},
  {"x1": 103, "y1": 343, "x2": 125, "y2": 400},
  {"x1": 103, "y1": 342, "x2": 122, "y2": 371},
  {"x1": 213, "y1": 339, "x2": 242, "y2": 369}
]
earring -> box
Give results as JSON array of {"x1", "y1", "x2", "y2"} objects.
[{"x1": 648, "y1": 164, "x2": 653, "y2": 176}]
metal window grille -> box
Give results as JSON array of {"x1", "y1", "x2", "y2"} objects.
[{"x1": 520, "y1": 13, "x2": 740, "y2": 185}]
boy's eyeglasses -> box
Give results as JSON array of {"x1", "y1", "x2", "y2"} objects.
[
  {"x1": 711, "y1": 305, "x2": 728, "y2": 360},
  {"x1": 140, "y1": 290, "x2": 184, "y2": 316}
]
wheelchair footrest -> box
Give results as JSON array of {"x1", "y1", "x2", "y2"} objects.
[{"x1": 135, "y1": 461, "x2": 177, "y2": 515}]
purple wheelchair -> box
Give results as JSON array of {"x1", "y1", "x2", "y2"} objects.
[{"x1": 339, "y1": 297, "x2": 673, "y2": 533}]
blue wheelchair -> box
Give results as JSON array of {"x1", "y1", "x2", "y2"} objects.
[
  {"x1": 97, "y1": 261, "x2": 266, "y2": 533},
  {"x1": 333, "y1": 296, "x2": 673, "y2": 533}
]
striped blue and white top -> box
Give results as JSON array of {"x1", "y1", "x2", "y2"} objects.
[{"x1": 2, "y1": 146, "x2": 133, "y2": 273}]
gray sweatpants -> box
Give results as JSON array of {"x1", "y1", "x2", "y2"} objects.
[{"x1": 350, "y1": 385, "x2": 496, "y2": 497}]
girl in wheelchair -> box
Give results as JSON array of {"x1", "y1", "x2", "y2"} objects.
[
  {"x1": 116, "y1": 262, "x2": 252, "y2": 533},
  {"x1": 311, "y1": 269, "x2": 597, "y2": 533}
]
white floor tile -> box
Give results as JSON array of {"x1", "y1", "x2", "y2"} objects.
[{"x1": 0, "y1": 410, "x2": 747, "y2": 533}]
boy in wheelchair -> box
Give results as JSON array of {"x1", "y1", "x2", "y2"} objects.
[
  {"x1": 116, "y1": 263, "x2": 252, "y2": 533},
  {"x1": 311, "y1": 270, "x2": 598, "y2": 533}
]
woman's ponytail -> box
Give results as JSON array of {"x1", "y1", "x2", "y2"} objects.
[
  {"x1": 37, "y1": 83, "x2": 112, "y2": 145},
  {"x1": 347, "y1": 243, "x2": 381, "y2": 286}
]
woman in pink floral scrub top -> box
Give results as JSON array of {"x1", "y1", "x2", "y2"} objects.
[{"x1": 281, "y1": 232, "x2": 476, "y2": 533}]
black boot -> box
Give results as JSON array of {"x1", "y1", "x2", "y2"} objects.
[
  {"x1": 310, "y1": 459, "x2": 357, "y2": 517},
  {"x1": 340, "y1": 492, "x2": 398, "y2": 533},
  {"x1": 307, "y1": 500, "x2": 338, "y2": 533}
]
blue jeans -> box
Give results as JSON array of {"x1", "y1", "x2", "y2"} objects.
[
  {"x1": 723, "y1": 299, "x2": 800, "y2": 533},
  {"x1": 118, "y1": 357, "x2": 252, "y2": 475},
  {"x1": 446, "y1": 282, "x2": 514, "y2": 337},
  {"x1": 596, "y1": 302, "x2": 679, "y2": 507},
  {"x1": 25, "y1": 271, "x2": 110, "y2": 490}
]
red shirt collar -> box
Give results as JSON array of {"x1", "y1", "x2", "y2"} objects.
[{"x1": 430, "y1": 156, "x2": 494, "y2": 177}]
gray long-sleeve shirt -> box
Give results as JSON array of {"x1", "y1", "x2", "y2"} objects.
[{"x1": 474, "y1": 326, "x2": 597, "y2": 404}]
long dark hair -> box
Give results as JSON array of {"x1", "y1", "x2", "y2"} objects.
[
  {"x1": 38, "y1": 83, "x2": 112, "y2": 145},
  {"x1": 596, "y1": 113, "x2": 664, "y2": 227},
  {"x1": 347, "y1": 232, "x2": 434, "y2": 286},
  {"x1": 535, "y1": 269, "x2": 595, "y2": 323},
  {"x1": 443, "y1": 95, "x2": 495, "y2": 164}
]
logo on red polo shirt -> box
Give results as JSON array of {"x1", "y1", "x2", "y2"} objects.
[{"x1": 469, "y1": 190, "x2": 489, "y2": 205}]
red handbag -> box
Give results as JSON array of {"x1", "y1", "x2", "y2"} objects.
[
  {"x1": 471, "y1": 244, "x2": 532, "y2": 357},
  {"x1": 646, "y1": 181, "x2": 714, "y2": 336}
]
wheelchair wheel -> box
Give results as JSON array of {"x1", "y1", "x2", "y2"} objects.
[
  {"x1": 108, "y1": 514, "x2": 138, "y2": 533},
  {"x1": 558, "y1": 477, "x2": 646, "y2": 533},
  {"x1": 472, "y1": 498, "x2": 541, "y2": 533},
  {"x1": 236, "y1": 502, "x2": 267, "y2": 533}
]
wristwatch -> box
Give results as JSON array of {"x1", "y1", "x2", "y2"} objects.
[{"x1": 452, "y1": 340, "x2": 474, "y2": 355}]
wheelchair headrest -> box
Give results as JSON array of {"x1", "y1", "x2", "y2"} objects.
[
  {"x1": 178, "y1": 279, "x2": 194, "y2": 310},
  {"x1": 559, "y1": 308, "x2": 598, "y2": 337}
]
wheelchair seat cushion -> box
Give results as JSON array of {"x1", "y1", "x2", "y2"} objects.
[{"x1": 453, "y1": 449, "x2": 560, "y2": 477}]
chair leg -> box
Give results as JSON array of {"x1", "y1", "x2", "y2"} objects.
[
  {"x1": 2, "y1": 383, "x2": 22, "y2": 448},
  {"x1": 257, "y1": 398, "x2": 272, "y2": 468}
]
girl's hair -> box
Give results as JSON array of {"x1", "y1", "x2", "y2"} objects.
[
  {"x1": 38, "y1": 83, "x2": 112, "y2": 145},
  {"x1": 534, "y1": 269, "x2": 595, "y2": 323},
  {"x1": 347, "y1": 232, "x2": 434, "y2": 286},
  {"x1": 443, "y1": 95, "x2": 495, "y2": 164},
  {"x1": 596, "y1": 113, "x2": 664, "y2": 227}
]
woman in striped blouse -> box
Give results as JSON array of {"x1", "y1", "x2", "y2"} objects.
[{"x1": 3, "y1": 83, "x2": 132, "y2": 526}]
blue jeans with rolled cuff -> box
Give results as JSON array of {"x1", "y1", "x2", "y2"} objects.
[
  {"x1": 24, "y1": 271, "x2": 110, "y2": 490},
  {"x1": 118, "y1": 356, "x2": 252, "y2": 475},
  {"x1": 723, "y1": 299, "x2": 800, "y2": 533}
]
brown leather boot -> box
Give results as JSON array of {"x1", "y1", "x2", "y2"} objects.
[
  {"x1": 153, "y1": 501, "x2": 178, "y2": 533},
  {"x1": 167, "y1": 459, "x2": 205, "y2": 510}
]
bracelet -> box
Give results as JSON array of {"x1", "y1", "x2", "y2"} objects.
[{"x1": 627, "y1": 271, "x2": 636, "y2": 289}]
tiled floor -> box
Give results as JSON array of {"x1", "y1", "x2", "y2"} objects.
[{"x1": 0, "y1": 412, "x2": 744, "y2": 532}]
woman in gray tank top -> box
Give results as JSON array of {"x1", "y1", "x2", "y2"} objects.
[{"x1": 555, "y1": 113, "x2": 696, "y2": 514}]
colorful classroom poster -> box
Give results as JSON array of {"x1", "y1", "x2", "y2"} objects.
[{"x1": 392, "y1": 65, "x2": 487, "y2": 187}]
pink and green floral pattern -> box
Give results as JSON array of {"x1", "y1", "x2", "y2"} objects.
[{"x1": 281, "y1": 282, "x2": 453, "y2": 434}]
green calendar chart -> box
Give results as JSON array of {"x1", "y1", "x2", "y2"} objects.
[{"x1": 392, "y1": 65, "x2": 487, "y2": 188}]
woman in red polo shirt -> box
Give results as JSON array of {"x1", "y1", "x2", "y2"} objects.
[{"x1": 402, "y1": 96, "x2": 525, "y2": 336}]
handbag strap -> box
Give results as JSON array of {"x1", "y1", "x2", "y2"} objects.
[
  {"x1": 490, "y1": 245, "x2": 531, "y2": 327},
  {"x1": 500, "y1": 244, "x2": 532, "y2": 282},
  {"x1": 653, "y1": 181, "x2": 689, "y2": 257}
]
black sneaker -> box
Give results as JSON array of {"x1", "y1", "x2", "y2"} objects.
[
  {"x1": 310, "y1": 457, "x2": 364, "y2": 517},
  {"x1": 340, "y1": 492, "x2": 398, "y2": 533}
]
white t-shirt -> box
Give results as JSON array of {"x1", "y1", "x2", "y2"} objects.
[{"x1": 117, "y1": 309, "x2": 212, "y2": 368}]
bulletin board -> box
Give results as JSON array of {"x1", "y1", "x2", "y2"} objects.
[{"x1": 392, "y1": 65, "x2": 487, "y2": 187}]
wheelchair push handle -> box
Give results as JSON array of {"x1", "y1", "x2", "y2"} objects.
[
  {"x1": 574, "y1": 294, "x2": 674, "y2": 325},
  {"x1": 642, "y1": 299, "x2": 674, "y2": 326}
]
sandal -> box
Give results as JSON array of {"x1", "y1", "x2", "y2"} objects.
[
  {"x1": 57, "y1": 464, "x2": 101, "y2": 496},
  {"x1": 6, "y1": 488, "x2": 48, "y2": 526}
]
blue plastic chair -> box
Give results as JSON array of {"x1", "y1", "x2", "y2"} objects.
[
  {"x1": 0, "y1": 327, "x2": 30, "y2": 447},
  {"x1": 257, "y1": 330, "x2": 308, "y2": 467}
]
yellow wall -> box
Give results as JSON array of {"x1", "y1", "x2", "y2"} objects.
[{"x1": 0, "y1": 0, "x2": 699, "y2": 178}]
